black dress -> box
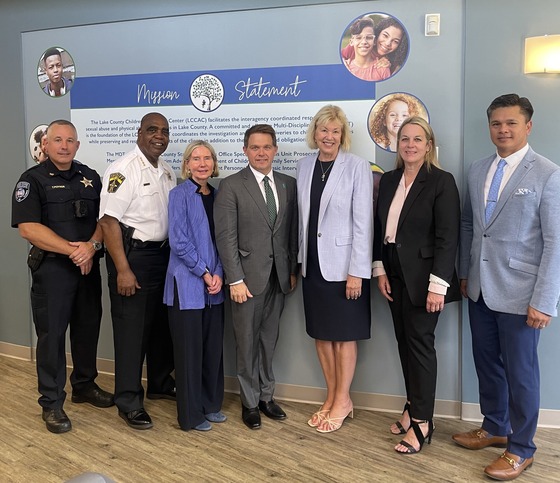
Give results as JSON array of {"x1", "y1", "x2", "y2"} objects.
[{"x1": 302, "y1": 159, "x2": 371, "y2": 341}]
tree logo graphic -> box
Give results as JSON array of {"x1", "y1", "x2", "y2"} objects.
[{"x1": 190, "y1": 74, "x2": 224, "y2": 112}]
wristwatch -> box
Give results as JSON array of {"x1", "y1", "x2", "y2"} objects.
[{"x1": 90, "y1": 239, "x2": 103, "y2": 251}]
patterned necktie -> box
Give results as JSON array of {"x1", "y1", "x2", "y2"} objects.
[
  {"x1": 263, "y1": 175, "x2": 277, "y2": 225},
  {"x1": 485, "y1": 158, "x2": 507, "y2": 224}
]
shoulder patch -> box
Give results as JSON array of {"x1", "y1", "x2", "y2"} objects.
[
  {"x1": 15, "y1": 181, "x2": 30, "y2": 202},
  {"x1": 107, "y1": 172, "x2": 126, "y2": 193}
]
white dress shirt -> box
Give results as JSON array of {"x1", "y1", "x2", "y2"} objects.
[
  {"x1": 484, "y1": 144, "x2": 529, "y2": 205},
  {"x1": 249, "y1": 165, "x2": 279, "y2": 213}
]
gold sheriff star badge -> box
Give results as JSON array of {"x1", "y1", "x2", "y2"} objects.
[{"x1": 80, "y1": 176, "x2": 94, "y2": 188}]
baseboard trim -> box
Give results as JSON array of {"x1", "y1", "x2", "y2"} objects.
[
  {"x1": 226, "y1": 376, "x2": 462, "y2": 419},
  {"x1": 0, "y1": 341, "x2": 33, "y2": 360},
  {"x1": 459, "y1": 402, "x2": 560, "y2": 429},
  {"x1": 2, "y1": 344, "x2": 558, "y2": 428}
]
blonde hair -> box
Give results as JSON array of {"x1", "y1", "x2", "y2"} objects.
[
  {"x1": 395, "y1": 117, "x2": 439, "y2": 171},
  {"x1": 306, "y1": 105, "x2": 352, "y2": 152},
  {"x1": 181, "y1": 140, "x2": 219, "y2": 179},
  {"x1": 370, "y1": 94, "x2": 425, "y2": 148}
]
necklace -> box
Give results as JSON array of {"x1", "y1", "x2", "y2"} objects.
[{"x1": 318, "y1": 160, "x2": 334, "y2": 182}]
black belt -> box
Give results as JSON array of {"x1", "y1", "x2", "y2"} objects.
[
  {"x1": 46, "y1": 251, "x2": 104, "y2": 259},
  {"x1": 46, "y1": 252, "x2": 67, "y2": 258},
  {"x1": 130, "y1": 238, "x2": 168, "y2": 249}
]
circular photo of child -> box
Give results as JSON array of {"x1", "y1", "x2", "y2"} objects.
[
  {"x1": 340, "y1": 13, "x2": 409, "y2": 82},
  {"x1": 369, "y1": 93, "x2": 429, "y2": 152},
  {"x1": 37, "y1": 47, "x2": 76, "y2": 97},
  {"x1": 29, "y1": 124, "x2": 49, "y2": 163}
]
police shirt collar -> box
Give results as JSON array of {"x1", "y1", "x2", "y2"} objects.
[{"x1": 44, "y1": 158, "x2": 78, "y2": 178}]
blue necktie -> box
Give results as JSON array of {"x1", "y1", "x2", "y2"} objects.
[
  {"x1": 263, "y1": 176, "x2": 277, "y2": 225},
  {"x1": 485, "y1": 158, "x2": 507, "y2": 224}
]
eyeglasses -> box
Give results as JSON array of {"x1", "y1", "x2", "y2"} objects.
[{"x1": 353, "y1": 35, "x2": 374, "y2": 43}]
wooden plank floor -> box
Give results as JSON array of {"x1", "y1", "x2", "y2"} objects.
[{"x1": 0, "y1": 355, "x2": 558, "y2": 482}]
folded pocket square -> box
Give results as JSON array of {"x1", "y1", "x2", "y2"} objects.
[{"x1": 514, "y1": 188, "x2": 533, "y2": 195}]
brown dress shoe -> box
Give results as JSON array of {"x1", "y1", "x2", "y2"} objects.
[
  {"x1": 452, "y1": 428, "x2": 507, "y2": 449},
  {"x1": 484, "y1": 451, "x2": 533, "y2": 480}
]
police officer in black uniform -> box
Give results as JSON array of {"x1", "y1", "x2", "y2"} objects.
[{"x1": 11, "y1": 120, "x2": 113, "y2": 434}]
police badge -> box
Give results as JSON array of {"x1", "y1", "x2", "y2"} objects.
[{"x1": 15, "y1": 181, "x2": 30, "y2": 202}]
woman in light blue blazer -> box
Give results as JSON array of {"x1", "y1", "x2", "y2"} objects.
[
  {"x1": 164, "y1": 140, "x2": 226, "y2": 432},
  {"x1": 297, "y1": 105, "x2": 373, "y2": 433}
]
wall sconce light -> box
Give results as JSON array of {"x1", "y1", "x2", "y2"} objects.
[{"x1": 524, "y1": 35, "x2": 560, "y2": 74}]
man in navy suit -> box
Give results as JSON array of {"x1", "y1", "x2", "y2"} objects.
[{"x1": 454, "y1": 94, "x2": 560, "y2": 480}]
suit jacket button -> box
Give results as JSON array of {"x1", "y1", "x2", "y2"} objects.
[
  {"x1": 317, "y1": 233, "x2": 322, "y2": 237},
  {"x1": 269, "y1": 254, "x2": 273, "y2": 258}
]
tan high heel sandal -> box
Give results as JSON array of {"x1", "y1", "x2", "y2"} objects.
[{"x1": 316, "y1": 408, "x2": 354, "y2": 433}]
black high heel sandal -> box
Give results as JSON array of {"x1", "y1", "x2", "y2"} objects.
[
  {"x1": 395, "y1": 419, "x2": 434, "y2": 455},
  {"x1": 390, "y1": 402, "x2": 410, "y2": 435}
]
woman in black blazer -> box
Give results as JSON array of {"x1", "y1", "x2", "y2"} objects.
[{"x1": 373, "y1": 117, "x2": 460, "y2": 454}]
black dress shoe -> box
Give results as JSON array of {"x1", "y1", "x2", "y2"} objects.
[
  {"x1": 242, "y1": 405, "x2": 261, "y2": 430},
  {"x1": 146, "y1": 387, "x2": 176, "y2": 401},
  {"x1": 42, "y1": 407, "x2": 72, "y2": 434},
  {"x1": 119, "y1": 408, "x2": 153, "y2": 430},
  {"x1": 259, "y1": 399, "x2": 287, "y2": 420},
  {"x1": 72, "y1": 385, "x2": 115, "y2": 408}
]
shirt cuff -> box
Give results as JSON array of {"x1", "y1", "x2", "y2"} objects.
[
  {"x1": 429, "y1": 273, "x2": 450, "y2": 287},
  {"x1": 428, "y1": 282, "x2": 447, "y2": 295},
  {"x1": 428, "y1": 273, "x2": 449, "y2": 295},
  {"x1": 230, "y1": 279, "x2": 243, "y2": 285},
  {"x1": 372, "y1": 260, "x2": 386, "y2": 278}
]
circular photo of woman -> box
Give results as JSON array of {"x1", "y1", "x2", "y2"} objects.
[
  {"x1": 37, "y1": 47, "x2": 76, "y2": 97},
  {"x1": 29, "y1": 124, "x2": 49, "y2": 164},
  {"x1": 369, "y1": 93, "x2": 429, "y2": 152},
  {"x1": 340, "y1": 13, "x2": 409, "y2": 82}
]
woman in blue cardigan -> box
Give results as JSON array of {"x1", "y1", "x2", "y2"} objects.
[{"x1": 164, "y1": 140, "x2": 225, "y2": 431}]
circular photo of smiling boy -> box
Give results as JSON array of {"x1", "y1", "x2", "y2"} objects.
[
  {"x1": 369, "y1": 93, "x2": 429, "y2": 152},
  {"x1": 37, "y1": 47, "x2": 76, "y2": 97},
  {"x1": 340, "y1": 13, "x2": 409, "y2": 82}
]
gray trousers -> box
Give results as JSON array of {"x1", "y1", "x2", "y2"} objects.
[{"x1": 231, "y1": 272, "x2": 285, "y2": 408}]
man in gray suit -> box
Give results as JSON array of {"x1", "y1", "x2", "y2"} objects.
[
  {"x1": 215, "y1": 124, "x2": 298, "y2": 429},
  {"x1": 454, "y1": 94, "x2": 560, "y2": 481}
]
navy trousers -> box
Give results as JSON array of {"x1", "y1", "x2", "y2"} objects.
[
  {"x1": 31, "y1": 256, "x2": 102, "y2": 409},
  {"x1": 469, "y1": 295, "x2": 540, "y2": 458}
]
